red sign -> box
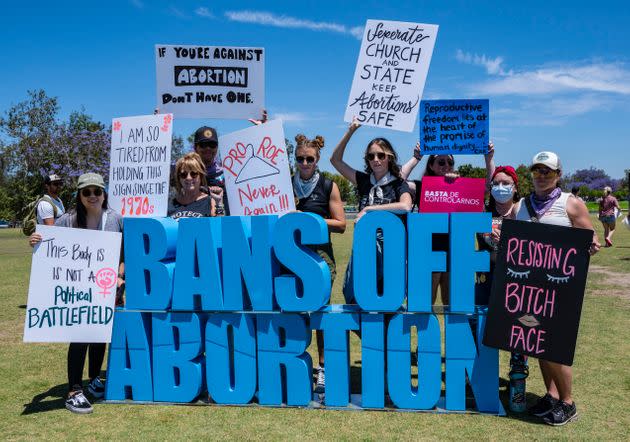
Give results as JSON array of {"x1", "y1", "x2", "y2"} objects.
[{"x1": 419, "y1": 176, "x2": 485, "y2": 213}]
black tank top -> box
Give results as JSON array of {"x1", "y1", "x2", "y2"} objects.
[{"x1": 295, "y1": 175, "x2": 333, "y2": 219}]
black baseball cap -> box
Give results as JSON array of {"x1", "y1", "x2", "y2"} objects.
[
  {"x1": 44, "y1": 174, "x2": 63, "y2": 184},
  {"x1": 194, "y1": 126, "x2": 218, "y2": 145}
]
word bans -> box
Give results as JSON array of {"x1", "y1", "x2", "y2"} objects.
[
  {"x1": 105, "y1": 311, "x2": 501, "y2": 413},
  {"x1": 123, "y1": 212, "x2": 491, "y2": 313}
]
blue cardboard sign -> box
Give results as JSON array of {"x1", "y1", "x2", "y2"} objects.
[
  {"x1": 419, "y1": 99, "x2": 489, "y2": 155},
  {"x1": 106, "y1": 212, "x2": 503, "y2": 414}
]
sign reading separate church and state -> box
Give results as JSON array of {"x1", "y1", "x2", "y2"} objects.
[
  {"x1": 218, "y1": 119, "x2": 295, "y2": 216},
  {"x1": 24, "y1": 225, "x2": 122, "y2": 343},
  {"x1": 344, "y1": 19, "x2": 438, "y2": 132},
  {"x1": 483, "y1": 219, "x2": 593, "y2": 366},
  {"x1": 155, "y1": 44, "x2": 265, "y2": 119}
]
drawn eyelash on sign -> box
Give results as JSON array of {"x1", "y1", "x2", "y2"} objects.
[
  {"x1": 547, "y1": 274, "x2": 570, "y2": 283},
  {"x1": 507, "y1": 268, "x2": 530, "y2": 279}
]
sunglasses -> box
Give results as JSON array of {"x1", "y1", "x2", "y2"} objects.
[
  {"x1": 436, "y1": 159, "x2": 455, "y2": 167},
  {"x1": 366, "y1": 152, "x2": 388, "y2": 161},
  {"x1": 179, "y1": 171, "x2": 200, "y2": 179},
  {"x1": 296, "y1": 156, "x2": 316, "y2": 164},
  {"x1": 81, "y1": 188, "x2": 103, "y2": 197},
  {"x1": 197, "y1": 142, "x2": 217, "y2": 150},
  {"x1": 531, "y1": 167, "x2": 556, "y2": 177}
]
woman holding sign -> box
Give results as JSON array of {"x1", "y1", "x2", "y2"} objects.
[
  {"x1": 293, "y1": 134, "x2": 346, "y2": 392},
  {"x1": 29, "y1": 173, "x2": 124, "y2": 414},
  {"x1": 399, "y1": 143, "x2": 495, "y2": 306},
  {"x1": 168, "y1": 153, "x2": 216, "y2": 219},
  {"x1": 330, "y1": 117, "x2": 412, "y2": 303},
  {"x1": 513, "y1": 151, "x2": 600, "y2": 425}
]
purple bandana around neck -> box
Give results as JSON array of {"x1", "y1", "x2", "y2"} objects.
[{"x1": 530, "y1": 187, "x2": 562, "y2": 218}]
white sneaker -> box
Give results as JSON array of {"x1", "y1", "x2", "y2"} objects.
[
  {"x1": 315, "y1": 366, "x2": 325, "y2": 393},
  {"x1": 65, "y1": 391, "x2": 93, "y2": 414}
]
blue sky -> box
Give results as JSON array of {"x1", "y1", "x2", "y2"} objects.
[{"x1": 2, "y1": 1, "x2": 629, "y2": 178}]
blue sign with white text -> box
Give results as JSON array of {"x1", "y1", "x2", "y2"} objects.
[{"x1": 420, "y1": 99, "x2": 489, "y2": 155}]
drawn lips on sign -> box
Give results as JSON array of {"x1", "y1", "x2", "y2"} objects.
[
  {"x1": 235, "y1": 143, "x2": 280, "y2": 184},
  {"x1": 518, "y1": 314, "x2": 540, "y2": 328}
]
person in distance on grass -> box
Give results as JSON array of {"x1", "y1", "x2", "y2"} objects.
[
  {"x1": 37, "y1": 174, "x2": 66, "y2": 225},
  {"x1": 398, "y1": 142, "x2": 495, "y2": 308},
  {"x1": 513, "y1": 151, "x2": 600, "y2": 426},
  {"x1": 598, "y1": 186, "x2": 620, "y2": 247},
  {"x1": 330, "y1": 116, "x2": 412, "y2": 304},
  {"x1": 29, "y1": 173, "x2": 125, "y2": 414},
  {"x1": 168, "y1": 153, "x2": 215, "y2": 219},
  {"x1": 292, "y1": 133, "x2": 346, "y2": 393}
]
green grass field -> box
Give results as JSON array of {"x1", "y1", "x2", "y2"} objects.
[{"x1": 1, "y1": 216, "x2": 629, "y2": 440}]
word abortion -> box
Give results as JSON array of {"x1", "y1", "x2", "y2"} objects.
[{"x1": 106, "y1": 212, "x2": 503, "y2": 413}]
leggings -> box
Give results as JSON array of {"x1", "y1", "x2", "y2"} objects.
[{"x1": 67, "y1": 343, "x2": 106, "y2": 391}]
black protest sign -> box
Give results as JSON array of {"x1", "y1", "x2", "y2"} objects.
[{"x1": 483, "y1": 219, "x2": 593, "y2": 366}]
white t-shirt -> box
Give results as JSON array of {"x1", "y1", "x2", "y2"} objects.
[{"x1": 36, "y1": 196, "x2": 65, "y2": 224}]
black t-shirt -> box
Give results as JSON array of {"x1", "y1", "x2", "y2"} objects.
[
  {"x1": 355, "y1": 171, "x2": 410, "y2": 211},
  {"x1": 296, "y1": 175, "x2": 333, "y2": 219},
  {"x1": 168, "y1": 195, "x2": 212, "y2": 219}
]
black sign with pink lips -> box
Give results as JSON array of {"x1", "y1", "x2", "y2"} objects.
[{"x1": 483, "y1": 219, "x2": 593, "y2": 366}]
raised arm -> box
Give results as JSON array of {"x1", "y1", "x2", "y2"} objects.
[
  {"x1": 248, "y1": 108, "x2": 268, "y2": 126},
  {"x1": 331, "y1": 118, "x2": 360, "y2": 185},
  {"x1": 400, "y1": 142, "x2": 422, "y2": 180},
  {"x1": 484, "y1": 141, "x2": 496, "y2": 190}
]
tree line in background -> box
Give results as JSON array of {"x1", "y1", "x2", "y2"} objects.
[{"x1": 0, "y1": 90, "x2": 626, "y2": 222}]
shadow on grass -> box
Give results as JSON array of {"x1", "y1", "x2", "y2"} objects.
[
  {"x1": 22, "y1": 383, "x2": 68, "y2": 415},
  {"x1": 18, "y1": 304, "x2": 26, "y2": 309}
]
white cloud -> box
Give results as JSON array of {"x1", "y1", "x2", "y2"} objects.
[
  {"x1": 224, "y1": 10, "x2": 363, "y2": 40},
  {"x1": 456, "y1": 50, "x2": 630, "y2": 96},
  {"x1": 455, "y1": 49, "x2": 510, "y2": 75},
  {"x1": 273, "y1": 112, "x2": 309, "y2": 123},
  {"x1": 195, "y1": 7, "x2": 214, "y2": 19},
  {"x1": 130, "y1": 0, "x2": 144, "y2": 9},
  {"x1": 169, "y1": 6, "x2": 189, "y2": 19}
]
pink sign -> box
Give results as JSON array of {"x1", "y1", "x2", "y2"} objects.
[{"x1": 419, "y1": 176, "x2": 485, "y2": 213}]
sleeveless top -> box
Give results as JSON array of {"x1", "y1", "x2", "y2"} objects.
[
  {"x1": 516, "y1": 191, "x2": 572, "y2": 227},
  {"x1": 295, "y1": 175, "x2": 333, "y2": 219}
]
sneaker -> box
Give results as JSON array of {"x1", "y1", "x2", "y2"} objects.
[
  {"x1": 543, "y1": 401, "x2": 578, "y2": 426},
  {"x1": 65, "y1": 390, "x2": 93, "y2": 414},
  {"x1": 529, "y1": 393, "x2": 559, "y2": 417},
  {"x1": 315, "y1": 366, "x2": 325, "y2": 393},
  {"x1": 88, "y1": 376, "x2": 105, "y2": 398}
]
